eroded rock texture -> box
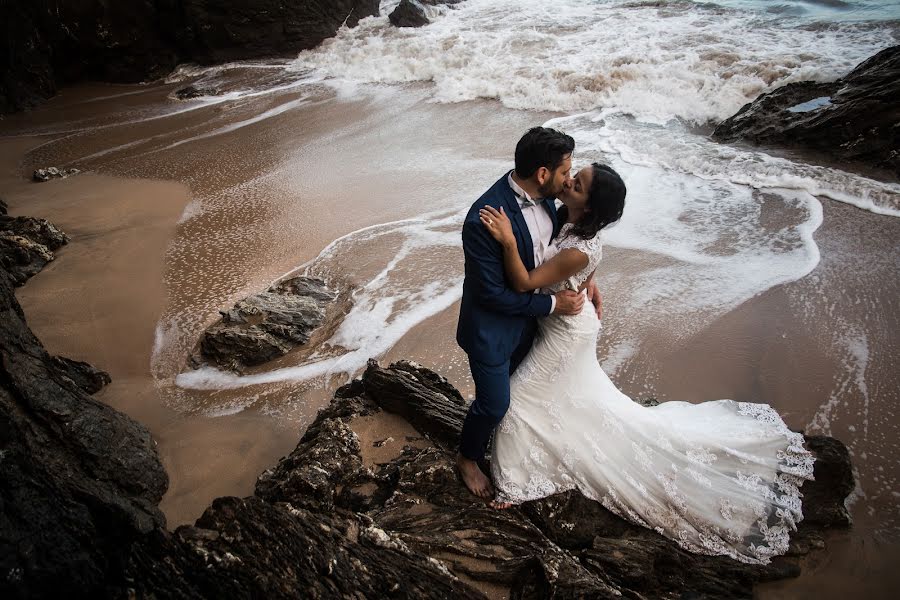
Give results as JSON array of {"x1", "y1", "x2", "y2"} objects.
[
  {"x1": 252, "y1": 360, "x2": 856, "y2": 599},
  {"x1": 0, "y1": 214, "x2": 69, "y2": 286},
  {"x1": 0, "y1": 269, "x2": 168, "y2": 598},
  {"x1": 713, "y1": 45, "x2": 900, "y2": 178},
  {"x1": 197, "y1": 276, "x2": 339, "y2": 372}
]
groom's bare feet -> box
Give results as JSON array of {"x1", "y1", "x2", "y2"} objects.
[
  {"x1": 457, "y1": 454, "x2": 493, "y2": 499},
  {"x1": 489, "y1": 499, "x2": 513, "y2": 510}
]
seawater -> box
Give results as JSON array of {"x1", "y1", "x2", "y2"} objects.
[{"x1": 175, "y1": 0, "x2": 899, "y2": 391}]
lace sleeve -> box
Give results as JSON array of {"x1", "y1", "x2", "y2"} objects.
[{"x1": 552, "y1": 224, "x2": 603, "y2": 291}]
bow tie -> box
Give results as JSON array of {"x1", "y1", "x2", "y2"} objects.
[{"x1": 517, "y1": 195, "x2": 539, "y2": 209}]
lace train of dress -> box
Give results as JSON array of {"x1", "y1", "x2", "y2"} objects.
[{"x1": 490, "y1": 226, "x2": 815, "y2": 565}]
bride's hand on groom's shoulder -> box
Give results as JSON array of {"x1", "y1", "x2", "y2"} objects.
[{"x1": 479, "y1": 206, "x2": 514, "y2": 248}]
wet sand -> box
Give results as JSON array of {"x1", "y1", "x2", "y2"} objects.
[
  {"x1": 1, "y1": 77, "x2": 897, "y2": 598},
  {"x1": 0, "y1": 136, "x2": 300, "y2": 526}
]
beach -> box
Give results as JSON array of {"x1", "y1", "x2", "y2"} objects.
[{"x1": 1, "y1": 0, "x2": 898, "y2": 596}]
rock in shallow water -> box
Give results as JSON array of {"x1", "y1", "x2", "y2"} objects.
[
  {"x1": 713, "y1": 45, "x2": 900, "y2": 178},
  {"x1": 389, "y1": 0, "x2": 431, "y2": 27},
  {"x1": 0, "y1": 215, "x2": 69, "y2": 286},
  {"x1": 32, "y1": 167, "x2": 81, "y2": 182},
  {"x1": 197, "y1": 276, "x2": 339, "y2": 371}
]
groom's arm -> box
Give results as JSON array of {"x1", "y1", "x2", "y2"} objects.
[{"x1": 463, "y1": 218, "x2": 553, "y2": 317}]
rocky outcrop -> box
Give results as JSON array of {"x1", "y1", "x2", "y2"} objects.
[
  {"x1": 0, "y1": 214, "x2": 69, "y2": 286},
  {"x1": 32, "y1": 167, "x2": 81, "y2": 182},
  {"x1": 713, "y1": 45, "x2": 900, "y2": 178},
  {"x1": 0, "y1": 268, "x2": 169, "y2": 598},
  {"x1": 389, "y1": 0, "x2": 431, "y2": 27},
  {"x1": 50, "y1": 355, "x2": 113, "y2": 395},
  {"x1": 0, "y1": 1, "x2": 381, "y2": 113},
  {"x1": 196, "y1": 276, "x2": 340, "y2": 372},
  {"x1": 250, "y1": 359, "x2": 855, "y2": 599}
]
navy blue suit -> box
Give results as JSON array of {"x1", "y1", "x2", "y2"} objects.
[{"x1": 456, "y1": 173, "x2": 560, "y2": 460}]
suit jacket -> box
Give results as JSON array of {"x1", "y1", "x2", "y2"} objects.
[{"x1": 456, "y1": 173, "x2": 560, "y2": 364}]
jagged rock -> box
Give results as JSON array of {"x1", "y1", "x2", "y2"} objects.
[
  {"x1": 0, "y1": 268, "x2": 169, "y2": 598},
  {"x1": 197, "y1": 276, "x2": 339, "y2": 371},
  {"x1": 363, "y1": 359, "x2": 468, "y2": 449},
  {"x1": 50, "y1": 355, "x2": 112, "y2": 394},
  {"x1": 125, "y1": 496, "x2": 480, "y2": 599},
  {"x1": 0, "y1": 199, "x2": 7, "y2": 215},
  {"x1": 173, "y1": 84, "x2": 220, "y2": 100},
  {"x1": 0, "y1": 215, "x2": 69, "y2": 250},
  {"x1": 389, "y1": 0, "x2": 431, "y2": 27},
  {"x1": 713, "y1": 45, "x2": 900, "y2": 178},
  {"x1": 32, "y1": 167, "x2": 81, "y2": 182},
  {"x1": 0, "y1": 215, "x2": 69, "y2": 286}
]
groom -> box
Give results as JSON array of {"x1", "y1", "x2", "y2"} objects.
[{"x1": 456, "y1": 127, "x2": 600, "y2": 498}]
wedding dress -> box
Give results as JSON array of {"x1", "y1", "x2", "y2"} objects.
[{"x1": 491, "y1": 223, "x2": 815, "y2": 565}]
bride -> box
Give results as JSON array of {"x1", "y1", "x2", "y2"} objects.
[{"x1": 478, "y1": 163, "x2": 815, "y2": 565}]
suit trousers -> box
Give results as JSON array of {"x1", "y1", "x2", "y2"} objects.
[{"x1": 459, "y1": 336, "x2": 533, "y2": 461}]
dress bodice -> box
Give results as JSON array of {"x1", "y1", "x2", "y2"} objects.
[{"x1": 544, "y1": 223, "x2": 603, "y2": 293}]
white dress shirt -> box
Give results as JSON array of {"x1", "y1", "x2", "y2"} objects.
[{"x1": 507, "y1": 172, "x2": 557, "y2": 313}]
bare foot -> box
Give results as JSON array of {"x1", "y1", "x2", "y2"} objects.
[
  {"x1": 456, "y1": 454, "x2": 494, "y2": 499},
  {"x1": 489, "y1": 499, "x2": 513, "y2": 510}
]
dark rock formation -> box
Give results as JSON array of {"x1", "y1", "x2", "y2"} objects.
[
  {"x1": 389, "y1": 0, "x2": 431, "y2": 28},
  {"x1": 33, "y1": 167, "x2": 82, "y2": 182},
  {"x1": 0, "y1": 1, "x2": 381, "y2": 113},
  {"x1": 0, "y1": 268, "x2": 168, "y2": 598},
  {"x1": 251, "y1": 359, "x2": 855, "y2": 599},
  {"x1": 197, "y1": 276, "x2": 339, "y2": 372},
  {"x1": 713, "y1": 45, "x2": 900, "y2": 178},
  {"x1": 181, "y1": 0, "x2": 381, "y2": 65},
  {"x1": 173, "y1": 84, "x2": 220, "y2": 100},
  {"x1": 50, "y1": 355, "x2": 113, "y2": 394},
  {"x1": 0, "y1": 214, "x2": 69, "y2": 286}
]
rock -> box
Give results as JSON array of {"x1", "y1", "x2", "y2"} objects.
[
  {"x1": 181, "y1": 0, "x2": 382, "y2": 65},
  {"x1": 0, "y1": 267, "x2": 169, "y2": 598},
  {"x1": 125, "y1": 497, "x2": 479, "y2": 599},
  {"x1": 0, "y1": 215, "x2": 69, "y2": 286},
  {"x1": 0, "y1": 199, "x2": 7, "y2": 215},
  {"x1": 0, "y1": 1, "x2": 381, "y2": 114},
  {"x1": 713, "y1": 45, "x2": 900, "y2": 178},
  {"x1": 173, "y1": 84, "x2": 220, "y2": 100},
  {"x1": 50, "y1": 355, "x2": 113, "y2": 394},
  {"x1": 389, "y1": 0, "x2": 431, "y2": 28},
  {"x1": 32, "y1": 167, "x2": 81, "y2": 182},
  {"x1": 197, "y1": 276, "x2": 339, "y2": 371},
  {"x1": 363, "y1": 359, "x2": 469, "y2": 449}
]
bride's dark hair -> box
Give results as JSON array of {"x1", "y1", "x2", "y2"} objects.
[{"x1": 557, "y1": 163, "x2": 626, "y2": 240}]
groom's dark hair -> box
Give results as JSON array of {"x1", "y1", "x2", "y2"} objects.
[{"x1": 514, "y1": 127, "x2": 575, "y2": 179}]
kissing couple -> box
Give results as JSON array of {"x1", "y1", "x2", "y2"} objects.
[{"x1": 454, "y1": 127, "x2": 815, "y2": 564}]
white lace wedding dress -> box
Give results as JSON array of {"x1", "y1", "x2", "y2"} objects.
[{"x1": 491, "y1": 223, "x2": 815, "y2": 565}]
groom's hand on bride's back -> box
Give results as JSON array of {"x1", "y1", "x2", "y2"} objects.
[{"x1": 553, "y1": 290, "x2": 585, "y2": 315}]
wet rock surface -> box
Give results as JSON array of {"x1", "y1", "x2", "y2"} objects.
[
  {"x1": 0, "y1": 0, "x2": 381, "y2": 113},
  {"x1": 50, "y1": 355, "x2": 113, "y2": 394},
  {"x1": 389, "y1": 0, "x2": 431, "y2": 27},
  {"x1": 196, "y1": 276, "x2": 339, "y2": 372},
  {"x1": 0, "y1": 268, "x2": 169, "y2": 598},
  {"x1": 0, "y1": 214, "x2": 69, "y2": 286},
  {"x1": 32, "y1": 167, "x2": 81, "y2": 182},
  {"x1": 713, "y1": 45, "x2": 900, "y2": 178}
]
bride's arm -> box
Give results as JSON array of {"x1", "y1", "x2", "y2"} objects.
[{"x1": 480, "y1": 206, "x2": 588, "y2": 293}]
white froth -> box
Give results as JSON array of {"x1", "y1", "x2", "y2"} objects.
[{"x1": 286, "y1": 0, "x2": 892, "y2": 124}]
